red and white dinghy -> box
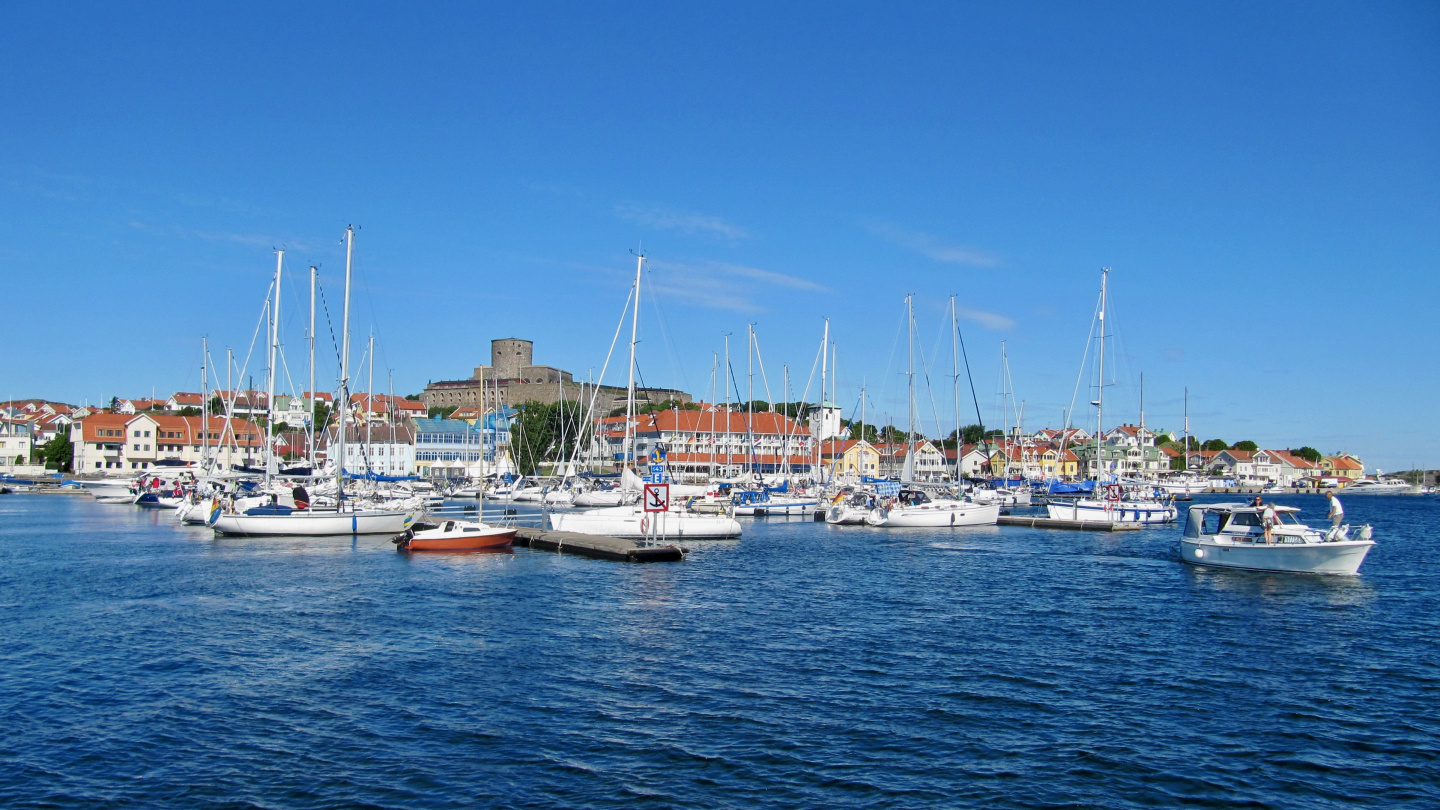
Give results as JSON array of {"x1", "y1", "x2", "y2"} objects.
[{"x1": 395, "y1": 519, "x2": 516, "y2": 552}]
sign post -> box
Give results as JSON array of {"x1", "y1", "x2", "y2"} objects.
[{"x1": 643, "y1": 482, "x2": 670, "y2": 545}]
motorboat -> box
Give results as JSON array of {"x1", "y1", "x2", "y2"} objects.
[
  {"x1": 1156, "y1": 473, "x2": 1210, "y2": 496},
  {"x1": 967, "y1": 485, "x2": 1032, "y2": 507},
  {"x1": 394, "y1": 519, "x2": 515, "y2": 551},
  {"x1": 866, "y1": 488, "x2": 1000, "y2": 528},
  {"x1": 549, "y1": 504, "x2": 741, "y2": 539},
  {"x1": 76, "y1": 478, "x2": 137, "y2": 503},
  {"x1": 1342, "y1": 478, "x2": 1412, "y2": 495},
  {"x1": 1179, "y1": 502, "x2": 1374, "y2": 574}
]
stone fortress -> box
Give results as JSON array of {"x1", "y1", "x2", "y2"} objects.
[{"x1": 421, "y1": 338, "x2": 692, "y2": 414}]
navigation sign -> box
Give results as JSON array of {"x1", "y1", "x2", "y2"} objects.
[
  {"x1": 650, "y1": 464, "x2": 665, "y2": 476},
  {"x1": 1105, "y1": 483, "x2": 1124, "y2": 502},
  {"x1": 643, "y1": 483, "x2": 670, "y2": 513}
]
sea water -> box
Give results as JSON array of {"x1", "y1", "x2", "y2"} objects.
[{"x1": 1, "y1": 493, "x2": 1436, "y2": 807}]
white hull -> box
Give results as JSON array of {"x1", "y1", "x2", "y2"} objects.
[
  {"x1": 1341, "y1": 482, "x2": 1411, "y2": 495},
  {"x1": 824, "y1": 504, "x2": 869, "y2": 525},
  {"x1": 210, "y1": 509, "x2": 413, "y2": 536},
  {"x1": 550, "y1": 506, "x2": 741, "y2": 539},
  {"x1": 1046, "y1": 499, "x2": 1177, "y2": 524},
  {"x1": 1157, "y1": 479, "x2": 1210, "y2": 495},
  {"x1": 543, "y1": 490, "x2": 575, "y2": 505},
  {"x1": 866, "y1": 500, "x2": 1000, "y2": 527},
  {"x1": 93, "y1": 494, "x2": 136, "y2": 504},
  {"x1": 572, "y1": 490, "x2": 630, "y2": 507},
  {"x1": 733, "y1": 497, "x2": 818, "y2": 516},
  {"x1": 1180, "y1": 537, "x2": 1373, "y2": 575},
  {"x1": 970, "y1": 488, "x2": 1032, "y2": 506}
]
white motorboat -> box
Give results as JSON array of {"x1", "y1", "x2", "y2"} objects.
[
  {"x1": 549, "y1": 505, "x2": 741, "y2": 539},
  {"x1": 1342, "y1": 478, "x2": 1411, "y2": 495},
  {"x1": 1156, "y1": 473, "x2": 1210, "y2": 496},
  {"x1": 730, "y1": 489, "x2": 819, "y2": 517},
  {"x1": 1179, "y1": 502, "x2": 1374, "y2": 574},
  {"x1": 967, "y1": 485, "x2": 1032, "y2": 507},
  {"x1": 866, "y1": 488, "x2": 1000, "y2": 528},
  {"x1": 572, "y1": 488, "x2": 633, "y2": 507},
  {"x1": 76, "y1": 479, "x2": 136, "y2": 502}
]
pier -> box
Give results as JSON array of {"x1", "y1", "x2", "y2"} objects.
[
  {"x1": 996, "y1": 515, "x2": 1143, "y2": 532},
  {"x1": 513, "y1": 527, "x2": 686, "y2": 562}
]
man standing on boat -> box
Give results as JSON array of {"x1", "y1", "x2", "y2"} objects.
[{"x1": 1326, "y1": 491, "x2": 1344, "y2": 528}]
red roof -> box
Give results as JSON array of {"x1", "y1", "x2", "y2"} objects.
[{"x1": 78, "y1": 413, "x2": 132, "y2": 442}]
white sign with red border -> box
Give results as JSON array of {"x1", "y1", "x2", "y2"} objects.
[
  {"x1": 643, "y1": 483, "x2": 670, "y2": 513},
  {"x1": 1105, "y1": 484, "x2": 1124, "y2": 502}
]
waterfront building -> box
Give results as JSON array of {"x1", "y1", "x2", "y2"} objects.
[
  {"x1": 590, "y1": 408, "x2": 813, "y2": 481},
  {"x1": 820, "y1": 439, "x2": 880, "y2": 478},
  {"x1": 0, "y1": 419, "x2": 34, "y2": 467},
  {"x1": 874, "y1": 441, "x2": 949, "y2": 481},
  {"x1": 71, "y1": 413, "x2": 264, "y2": 472},
  {"x1": 325, "y1": 424, "x2": 416, "y2": 477},
  {"x1": 1320, "y1": 453, "x2": 1365, "y2": 482},
  {"x1": 411, "y1": 415, "x2": 515, "y2": 480}
]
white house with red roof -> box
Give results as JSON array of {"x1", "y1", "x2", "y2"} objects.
[{"x1": 72, "y1": 413, "x2": 264, "y2": 473}]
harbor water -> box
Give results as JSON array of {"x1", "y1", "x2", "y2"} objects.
[{"x1": 1, "y1": 493, "x2": 1437, "y2": 807}]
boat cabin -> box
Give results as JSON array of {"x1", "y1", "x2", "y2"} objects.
[{"x1": 1183, "y1": 503, "x2": 1312, "y2": 544}]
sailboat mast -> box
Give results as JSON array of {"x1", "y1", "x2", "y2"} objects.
[
  {"x1": 623, "y1": 252, "x2": 643, "y2": 471},
  {"x1": 819, "y1": 318, "x2": 828, "y2": 482},
  {"x1": 906, "y1": 295, "x2": 915, "y2": 476},
  {"x1": 308, "y1": 265, "x2": 317, "y2": 469},
  {"x1": 337, "y1": 226, "x2": 354, "y2": 501},
  {"x1": 201, "y1": 337, "x2": 208, "y2": 462},
  {"x1": 266, "y1": 250, "x2": 283, "y2": 481},
  {"x1": 1095, "y1": 268, "x2": 1108, "y2": 480},
  {"x1": 366, "y1": 333, "x2": 374, "y2": 474},
  {"x1": 1183, "y1": 387, "x2": 1190, "y2": 471},
  {"x1": 747, "y1": 324, "x2": 754, "y2": 478},
  {"x1": 950, "y1": 296, "x2": 961, "y2": 484}
]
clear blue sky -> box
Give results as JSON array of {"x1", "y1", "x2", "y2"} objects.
[{"x1": 2, "y1": 3, "x2": 1436, "y2": 471}]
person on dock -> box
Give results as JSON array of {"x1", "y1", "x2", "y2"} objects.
[{"x1": 1326, "y1": 491, "x2": 1344, "y2": 528}]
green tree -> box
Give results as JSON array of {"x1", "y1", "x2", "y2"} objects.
[
  {"x1": 1153, "y1": 433, "x2": 1174, "y2": 446},
  {"x1": 1292, "y1": 446, "x2": 1322, "y2": 463},
  {"x1": 39, "y1": 433, "x2": 73, "y2": 472},
  {"x1": 177, "y1": 406, "x2": 201, "y2": 416},
  {"x1": 847, "y1": 421, "x2": 879, "y2": 442},
  {"x1": 404, "y1": 393, "x2": 422, "y2": 401},
  {"x1": 1232, "y1": 440, "x2": 1258, "y2": 452},
  {"x1": 428, "y1": 405, "x2": 458, "y2": 420},
  {"x1": 512, "y1": 400, "x2": 585, "y2": 474},
  {"x1": 1202, "y1": 439, "x2": 1228, "y2": 452}
]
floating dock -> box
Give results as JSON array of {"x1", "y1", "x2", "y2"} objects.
[
  {"x1": 996, "y1": 515, "x2": 1143, "y2": 532},
  {"x1": 513, "y1": 527, "x2": 686, "y2": 562}
]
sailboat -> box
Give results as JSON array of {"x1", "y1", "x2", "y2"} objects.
[
  {"x1": 1045, "y1": 269, "x2": 1177, "y2": 524},
  {"x1": 550, "y1": 253, "x2": 741, "y2": 539},
  {"x1": 209, "y1": 229, "x2": 415, "y2": 537},
  {"x1": 866, "y1": 296, "x2": 999, "y2": 528}
]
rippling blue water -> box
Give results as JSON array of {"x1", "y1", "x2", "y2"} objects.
[{"x1": 1, "y1": 492, "x2": 1437, "y2": 807}]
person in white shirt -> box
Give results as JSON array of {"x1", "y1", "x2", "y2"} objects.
[{"x1": 1326, "y1": 491, "x2": 1344, "y2": 528}]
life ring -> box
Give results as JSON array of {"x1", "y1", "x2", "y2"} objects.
[{"x1": 640, "y1": 515, "x2": 649, "y2": 534}]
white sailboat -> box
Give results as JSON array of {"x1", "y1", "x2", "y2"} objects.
[
  {"x1": 867, "y1": 296, "x2": 999, "y2": 529},
  {"x1": 209, "y1": 231, "x2": 414, "y2": 537},
  {"x1": 548, "y1": 252, "x2": 742, "y2": 540},
  {"x1": 1046, "y1": 269, "x2": 1176, "y2": 525}
]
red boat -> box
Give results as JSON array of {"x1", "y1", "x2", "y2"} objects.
[{"x1": 395, "y1": 520, "x2": 516, "y2": 552}]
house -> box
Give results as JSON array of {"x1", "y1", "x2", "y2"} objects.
[
  {"x1": 589, "y1": 408, "x2": 814, "y2": 481},
  {"x1": 1256, "y1": 449, "x2": 1321, "y2": 487},
  {"x1": 165, "y1": 392, "x2": 206, "y2": 411},
  {"x1": 1206, "y1": 449, "x2": 1257, "y2": 483},
  {"x1": 71, "y1": 413, "x2": 264, "y2": 472},
  {"x1": 1321, "y1": 453, "x2": 1364, "y2": 482},
  {"x1": 820, "y1": 439, "x2": 880, "y2": 478},
  {"x1": 412, "y1": 416, "x2": 515, "y2": 479},
  {"x1": 325, "y1": 424, "x2": 416, "y2": 477},
  {"x1": 873, "y1": 441, "x2": 949, "y2": 481},
  {"x1": 0, "y1": 419, "x2": 35, "y2": 468}
]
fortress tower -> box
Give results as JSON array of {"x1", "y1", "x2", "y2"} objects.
[{"x1": 491, "y1": 338, "x2": 533, "y2": 381}]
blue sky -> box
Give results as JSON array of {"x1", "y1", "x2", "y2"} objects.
[{"x1": 2, "y1": 3, "x2": 1436, "y2": 470}]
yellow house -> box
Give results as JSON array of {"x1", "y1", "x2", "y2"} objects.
[
  {"x1": 1321, "y1": 453, "x2": 1364, "y2": 482},
  {"x1": 821, "y1": 439, "x2": 880, "y2": 477}
]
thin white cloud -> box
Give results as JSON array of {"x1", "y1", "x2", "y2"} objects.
[
  {"x1": 127, "y1": 221, "x2": 319, "y2": 252},
  {"x1": 867, "y1": 222, "x2": 999, "y2": 267},
  {"x1": 646, "y1": 259, "x2": 830, "y2": 312},
  {"x1": 615, "y1": 203, "x2": 749, "y2": 240},
  {"x1": 955, "y1": 306, "x2": 1014, "y2": 331}
]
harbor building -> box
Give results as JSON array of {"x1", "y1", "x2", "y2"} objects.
[{"x1": 421, "y1": 338, "x2": 691, "y2": 414}]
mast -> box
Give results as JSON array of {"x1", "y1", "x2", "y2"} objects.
[
  {"x1": 1183, "y1": 387, "x2": 1190, "y2": 472},
  {"x1": 266, "y1": 250, "x2": 283, "y2": 480},
  {"x1": 622, "y1": 252, "x2": 643, "y2": 473},
  {"x1": 819, "y1": 317, "x2": 829, "y2": 482},
  {"x1": 201, "y1": 337, "x2": 209, "y2": 466},
  {"x1": 747, "y1": 323, "x2": 754, "y2": 478},
  {"x1": 308, "y1": 265, "x2": 317, "y2": 470},
  {"x1": 366, "y1": 333, "x2": 374, "y2": 475},
  {"x1": 723, "y1": 333, "x2": 731, "y2": 476},
  {"x1": 1094, "y1": 268, "x2": 1109, "y2": 481},
  {"x1": 950, "y1": 296, "x2": 961, "y2": 484},
  {"x1": 336, "y1": 227, "x2": 354, "y2": 503},
  {"x1": 905, "y1": 295, "x2": 915, "y2": 481},
  {"x1": 709, "y1": 352, "x2": 718, "y2": 480}
]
